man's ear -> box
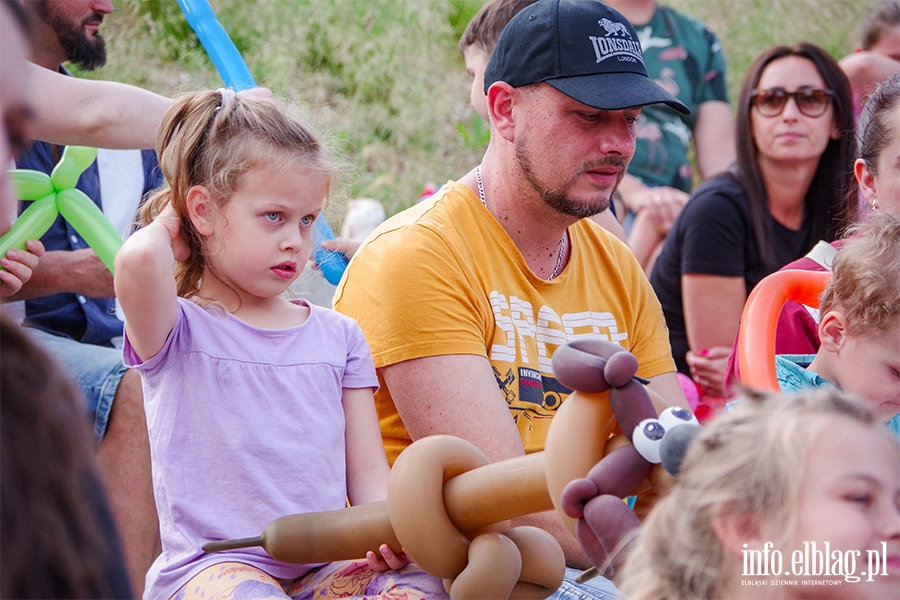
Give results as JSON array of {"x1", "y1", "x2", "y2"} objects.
[
  {"x1": 712, "y1": 502, "x2": 765, "y2": 558},
  {"x1": 185, "y1": 185, "x2": 216, "y2": 237},
  {"x1": 818, "y1": 310, "x2": 848, "y2": 353},
  {"x1": 487, "y1": 81, "x2": 517, "y2": 142},
  {"x1": 854, "y1": 158, "x2": 877, "y2": 207}
]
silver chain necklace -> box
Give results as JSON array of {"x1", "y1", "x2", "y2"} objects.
[{"x1": 475, "y1": 165, "x2": 567, "y2": 280}]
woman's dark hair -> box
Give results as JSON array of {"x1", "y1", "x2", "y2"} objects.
[
  {"x1": 0, "y1": 315, "x2": 129, "y2": 598},
  {"x1": 857, "y1": 73, "x2": 900, "y2": 175},
  {"x1": 734, "y1": 43, "x2": 856, "y2": 268}
]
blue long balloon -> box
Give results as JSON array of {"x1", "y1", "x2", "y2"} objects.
[
  {"x1": 311, "y1": 217, "x2": 349, "y2": 286},
  {"x1": 176, "y1": 0, "x2": 255, "y2": 91},
  {"x1": 177, "y1": 0, "x2": 348, "y2": 285}
]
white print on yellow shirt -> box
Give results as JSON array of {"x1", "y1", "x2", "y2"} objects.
[{"x1": 488, "y1": 291, "x2": 629, "y2": 372}]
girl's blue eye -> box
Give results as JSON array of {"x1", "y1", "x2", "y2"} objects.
[
  {"x1": 848, "y1": 494, "x2": 872, "y2": 506},
  {"x1": 301, "y1": 215, "x2": 314, "y2": 226},
  {"x1": 265, "y1": 212, "x2": 281, "y2": 222}
]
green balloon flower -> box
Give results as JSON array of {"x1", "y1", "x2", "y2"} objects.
[{"x1": 1, "y1": 146, "x2": 122, "y2": 274}]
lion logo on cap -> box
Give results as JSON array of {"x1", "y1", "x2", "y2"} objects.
[{"x1": 598, "y1": 18, "x2": 631, "y2": 37}]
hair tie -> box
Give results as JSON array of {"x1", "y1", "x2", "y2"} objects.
[{"x1": 217, "y1": 88, "x2": 236, "y2": 112}]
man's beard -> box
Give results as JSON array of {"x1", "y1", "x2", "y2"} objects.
[
  {"x1": 515, "y1": 140, "x2": 626, "y2": 219},
  {"x1": 36, "y1": 1, "x2": 107, "y2": 70}
]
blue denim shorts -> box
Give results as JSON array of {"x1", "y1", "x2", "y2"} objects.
[
  {"x1": 548, "y1": 567, "x2": 620, "y2": 600},
  {"x1": 26, "y1": 327, "x2": 125, "y2": 443}
]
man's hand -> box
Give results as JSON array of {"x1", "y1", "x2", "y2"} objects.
[
  {"x1": 65, "y1": 248, "x2": 117, "y2": 298},
  {"x1": 7, "y1": 247, "x2": 115, "y2": 301}
]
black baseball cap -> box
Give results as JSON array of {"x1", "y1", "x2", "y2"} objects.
[{"x1": 484, "y1": 0, "x2": 690, "y2": 115}]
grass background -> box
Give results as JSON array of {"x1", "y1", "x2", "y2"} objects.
[{"x1": 86, "y1": 0, "x2": 880, "y2": 227}]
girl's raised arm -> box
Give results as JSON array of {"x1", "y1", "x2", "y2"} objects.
[{"x1": 114, "y1": 205, "x2": 186, "y2": 361}]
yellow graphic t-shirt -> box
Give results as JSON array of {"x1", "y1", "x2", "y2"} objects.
[{"x1": 334, "y1": 181, "x2": 675, "y2": 464}]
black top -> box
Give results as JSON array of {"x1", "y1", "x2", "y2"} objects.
[{"x1": 650, "y1": 172, "x2": 813, "y2": 374}]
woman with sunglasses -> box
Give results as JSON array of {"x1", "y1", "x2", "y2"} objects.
[
  {"x1": 725, "y1": 73, "x2": 900, "y2": 390},
  {"x1": 649, "y1": 43, "x2": 855, "y2": 403}
]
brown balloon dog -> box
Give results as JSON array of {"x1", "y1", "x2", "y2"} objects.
[{"x1": 554, "y1": 337, "x2": 701, "y2": 580}]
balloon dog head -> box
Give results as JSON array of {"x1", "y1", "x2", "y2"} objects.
[{"x1": 552, "y1": 337, "x2": 702, "y2": 578}]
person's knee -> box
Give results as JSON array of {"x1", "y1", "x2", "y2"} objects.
[
  {"x1": 116, "y1": 368, "x2": 142, "y2": 401},
  {"x1": 105, "y1": 369, "x2": 145, "y2": 439},
  {"x1": 180, "y1": 563, "x2": 288, "y2": 600}
]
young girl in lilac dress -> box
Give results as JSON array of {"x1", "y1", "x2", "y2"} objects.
[{"x1": 115, "y1": 89, "x2": 446, "y2": 600}]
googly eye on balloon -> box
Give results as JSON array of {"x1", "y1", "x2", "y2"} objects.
[
  {"x1": 632, "y1": 418, "x2": 666, "y2": 464},
  {"x1": 658, "y1": 406, "x2": 699, "y2": 431}
]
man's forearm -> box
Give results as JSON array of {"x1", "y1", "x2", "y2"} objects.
[{"x1": 7, "y1": 249, "x2": 114, "y2": 301}]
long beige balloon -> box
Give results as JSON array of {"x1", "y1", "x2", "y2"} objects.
[{"x1": 204, "y1": 438, "x2": 565, "y2": 597}]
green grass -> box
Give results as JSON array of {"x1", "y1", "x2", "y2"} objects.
[
  {"x1": 665, "y1": 0, "x2": 876, "y2": 103},
  {"x1": 87, "y1": 0, "x2": 880, "y2": 228}
]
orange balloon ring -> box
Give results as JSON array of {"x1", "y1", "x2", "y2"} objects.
[{"x1": 738, "y1": 269, "x2": 831, "y2": 390}]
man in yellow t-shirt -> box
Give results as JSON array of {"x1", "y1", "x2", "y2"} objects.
[
  {"x1": 335, "y1": 189, "x2": 676, "y2": 462},
  {"x1": 334, "y1": 0, "x2": 689, "y2": 593}
]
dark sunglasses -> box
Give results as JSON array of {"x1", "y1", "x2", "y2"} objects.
[{"x1": 750, "y1": 86, "x2": 835, "y2": 118}]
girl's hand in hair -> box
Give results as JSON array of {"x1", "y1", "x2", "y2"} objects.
[{"x1": 156, "y1": 205, "x2": 191, "y2": 263}]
